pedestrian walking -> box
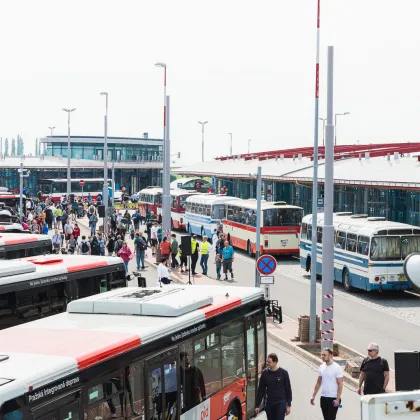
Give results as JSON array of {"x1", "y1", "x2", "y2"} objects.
[
  {"x1": 79, "y1": 236, "x2": 91, "y2": 255},
  {"x1": 170, "y1": 233, "x2": 179, "y2": 269},
  {"x1": 134, "y1": 232, "x2": 147, "y2": 270},
  {"x1": 107, "y1": 236, "x2": 115, "y2": 256},
  {"x1": 358, "y1": 342, "x2": 389, "y2": 395},
  {"x1": 90, "y1": 236, "x2": 101, "y2": 256},
  {"x1": 64, "y1": 220, "x2": 73, "y2": 246},
  {"x1": 160, "y1": 236, "x2": 171, "y2": 261},
  {"x1": 118, "y1": 242, "x2": 133, "y2": 273},
  {"x1": 114, "y1": 235, "x2": 124, "y2": 255},
  {"x1": 178, "y1": 243, "x2": 188, "y2": 273},
  {"x1": 89, "y1": 213, "x2": 98, "y2": 237},
  {"x1": 132, "y1": 210, "x2": 141, "y2": 231},
  {"x1": 73, "y1": 223, "x2": 81, "y2": 243},
  {"x1": 150, "y1": 223, "x2": 158, "y2": 256},
  {"x1": 311, "y1": 348, "x2": 344, "y2": 420},
  {"x1": 146, "y1": 219, "x2": 153, "y2": 246},
  {"x1": 221, "y1": 240, "x2": 234, "y2": 280},
  {"x1": 52, "y1": 229, "x2": 62, "y2": 253},
  {"x1": 200, "y1": 236, "x2": 210, "y2": 275},
  {"x1": 68, "y1": 235, "x2": 77, "y2": 254},
  {"x1": 191, "y1": 235, "x2": 199, "y2": 275},
  {"x1": 255, "y1": 353, "x2": 292, "y2": 420},
  {"x1": 216, "y1": 233, "x2": 225, "y2": 256}
]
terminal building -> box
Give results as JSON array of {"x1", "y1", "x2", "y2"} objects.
[
  {"x1": 1, "y1": 134, "x2": 163, "y2": 195},
  {"x1": 175, "y1": 143, "x2": 420, "y2": 225}
]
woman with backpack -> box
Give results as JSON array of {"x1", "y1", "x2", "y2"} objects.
[{"x1": 118, "y1": 242, "x2": 133, "y2": 273}]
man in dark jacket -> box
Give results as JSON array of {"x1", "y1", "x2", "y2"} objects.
[{"x1": 255, "y1": 353, "x2": 292, "y2": 420}]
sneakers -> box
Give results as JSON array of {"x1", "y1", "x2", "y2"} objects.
[
  {"x1": 217, "y1": 276, "x2": 221, "y2": 280},
  {"x1": 181, "y1": 270, "x2": 185, "y2": 273},
  {"x1": 231, "y1": 273, "x2": 234, "y2": 279},
  {"x1": 224, "y1": 276, "x2": 228, "y2": 281}
]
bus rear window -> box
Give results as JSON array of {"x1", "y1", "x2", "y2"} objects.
[
  {"x1": 263, "y1": 209, "x2": 302, "y2": 227},
  {"x1": 402, "y1": 236, "x2": 420, "y2": 259},
  {"x1": 370, "y1": 237, "x2": 401, "y2": 261}
]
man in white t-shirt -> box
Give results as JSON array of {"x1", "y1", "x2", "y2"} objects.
[
  {"x1": 310, "y1": 348, "x2": 343, "y2": 420},
  {"x1": 150, "y1": 223, "x2": 158, "y2": 256}
]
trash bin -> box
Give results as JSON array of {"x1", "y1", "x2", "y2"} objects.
[{"x1": 137, "y1": 276, "x2": 147, "y2": 288}]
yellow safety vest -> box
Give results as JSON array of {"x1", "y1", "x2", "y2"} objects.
[
  {"x1": 201, "y1": 242, "x2": 209, "y2": 255},
  {"x1": 192, "y1": 240, "x2": 198, "y2": 254}
]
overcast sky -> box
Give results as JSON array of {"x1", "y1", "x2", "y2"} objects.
[{"x1": 1, "y1": 0, "x2": 419, "y2": 165}]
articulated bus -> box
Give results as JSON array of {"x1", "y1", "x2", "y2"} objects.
[
  {"x1": 137, "y1": 187, "x2": 201, "y2": 229},
  {"x1": 300, "y1": 212, "x2": 418, "y2": 292},
  {"x1": 184, "y1": 195, "x2": 240, "y2": 237},
  {"x1": 39, "y1": 179, "x2": 106, "y2": 201},
  {"x1": 223, "y1": 200, "x2": 303, "y2": 257},
  {"x1": 0, "y1": 233, "x2": 51, "y2": 259},
  {"x1": 0, "y1": 254, "x2": 126, "y2": 329},
  {"x1": 0, "y1": 285, "x2": 266, "y2": 420}
]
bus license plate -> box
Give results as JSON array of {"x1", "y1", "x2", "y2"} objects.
[{"x1": 398, "y1": 274, "x2": 406, "y2": 281}]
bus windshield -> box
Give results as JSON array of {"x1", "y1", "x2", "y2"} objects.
[
  {"x1": 263, "y1": 208, "x2": 302, "y2": 227},
  {"x1": 212, "y1": 204, "x2": 225, "y2": 220},
  {"x1": 370, "y1": 236, "x2": 401, "y2": 261}
]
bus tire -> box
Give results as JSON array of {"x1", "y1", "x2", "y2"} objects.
[
  {"x1": 306, "y1": 256, "x2": 311, "y2": 272},
  {"x1": 227, "y1": 398, "x2": 242, "y2": 420},
  {"x1": 343, "y1": 268, "x2": 353, "y2": 292},
  {"x1": 247, "y1": 241, "x2": 254, "y2": 258}
]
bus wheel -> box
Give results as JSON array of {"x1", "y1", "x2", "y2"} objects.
[
  {"x1": 227, "y1": 399, "x2": 242, "y2": 420},
  {"x1": 247, "y1": 241, "x2": 254, "y2": 258},
  {"x1": 306, "y1": 256, "x2": 311, "y2": 272},
  {"x1": 343, "y1": 268, "x2": 353, "y2": 292}
]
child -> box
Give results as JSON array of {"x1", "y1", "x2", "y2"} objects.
[
  {"x1": 215, "y1": 253, "x2": 222, "y2": 280},
  {"x1": 42, "y1": 222, "x2": 49, "y2": 235}
]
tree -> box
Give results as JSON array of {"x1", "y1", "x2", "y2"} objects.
[
  {"x1": 4, "y1": 138, "x2": 9, "y2": 156},
  {"x1": 11, "y1": 138, "x2": 16, "y2": 156},
  {"x1": 17, "y1": 135, "x2": 24, "y2": 156},
  {"x1": 35, "y1": 138, "x2": 38, "y2": 156}
]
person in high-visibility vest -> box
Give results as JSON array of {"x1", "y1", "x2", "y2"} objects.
[
  {"x1": 191, "y1": 235, "x2": 200, "y2": 275},
  {"x1": 200, "y1": 236, "x2": 211, "y2": 276}
]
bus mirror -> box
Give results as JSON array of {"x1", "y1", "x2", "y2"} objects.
[{"x1": 404, "y1": 253, "x2": 420, "y2": 292}]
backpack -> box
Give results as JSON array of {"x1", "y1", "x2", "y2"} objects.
[
  {"x1": 91, "y1": 215, "x2": 98, "y2": 223},
  {"x1": 137, "y1": 238, "x2": 147, "y2": 251},
  {"x1": 81, "y1": 241, "x2": 89, "y2": 254},
  {"x1": 92, "y1": 241, "x2": 100, "y2": 255}
]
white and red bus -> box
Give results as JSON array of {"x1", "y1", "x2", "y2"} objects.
[
  {"x1": 0, "y1": 232, "x2": 52, "y2": 259},
  {"x1": 224, "y1": 199, "x2": 303, "y2": 256},
  {"x1": 0, "y1": 254, "x2": 126, "y2": 330},
  {"x1": 0, "y1": 285, "x2": 266, "y2": 420},
  {"x1": 137, "y1": 187, "x2": 201, "y2": 229},
  {"x1": 39, "y1": 178, "x2": 106, "y2": 201}
]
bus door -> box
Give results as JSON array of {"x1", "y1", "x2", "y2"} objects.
[
  {"x1": 30, "y1": 390, "x2": 81, "y2": 420},
  {"x1": 245, "y1": 312, "x2": 266, "y2": 418},
  {"x1": 145, "y1": 347, "x2": 178, "y2": 420}
]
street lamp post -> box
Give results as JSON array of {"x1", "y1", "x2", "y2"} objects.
[
  {"x1": 319, "y1": 118, "x2": 327, "y2": 147},
  {"x1": 228, "y1": 133, "x2": 232, "y2": 156},
  {"x1": 100, "y1": 92, "x2": 109, "y2": 234},
  {"x1": 334, "y1": 112, "x2": 350, "y2": 146},
  {"x1": 198, "y1": 121, "x2": 208, "y2": 162},
  {"x1": 62, "y1": 108, "x2": 76, "y2": 197}
]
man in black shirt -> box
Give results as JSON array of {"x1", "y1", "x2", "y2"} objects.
[
  {"x1": 358, "y1": 342, "x2": 390, "y2": 395},
  {"x1": 255, "y1": 353, "x2": 292, "y2": 420}
]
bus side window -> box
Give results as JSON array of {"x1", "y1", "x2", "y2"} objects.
[
  {"x1": 221, "y1": 320, "x2": 245, "y2": 388},
  {"x1": 335, "y1": 231, "x2": 346, "y2": 249},
  {"x1": 317, "y1": 227, "x2": 323, "y2": 244},
  {"x1": 357, "y1": 236, "x2": 370, "y2": 256},
  {"x1": 126, "y1": 363, "x2": 144, "y2": 418},
  {"x1": 301, "y1": 223, "x2": 307, "y2": 240},
  {"x1": 346, "y1": 234, "x2": 357, "y2": 253},
  {"x1": 0, "y1": 292, "x2": 19, "y2": 329}
]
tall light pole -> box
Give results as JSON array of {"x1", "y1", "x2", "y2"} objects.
[
  {"x1": 248, "y1": 139, "x2": 251, "y2": 154},
  {"x1": 319, "y1": 118, "x2": 327, "y2": 147},
  {"x1": 100, "y1": 92, "x2": 109, "y2": 233},
  {"x1": 62, "y1": 108, "x2": 76, "y2": 196},
  {"x1": 228, "y1": 132, "x2": 232, "y2": 156},
  {"x1": 334, "y1": 112, "x2": 350, "y2": 146},
  {"x1": 198, "y1": 121, "x2": 208, "y2": 162}
]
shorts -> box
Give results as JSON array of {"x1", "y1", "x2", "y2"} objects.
[
  {"x1": 151, "y1": 239, "x2": 158, "y2": 247},
  {"x1": 65, "y1": 234, "x2": 71, "y2": 241}
]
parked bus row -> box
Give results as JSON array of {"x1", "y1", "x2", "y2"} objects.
[
  {"x1": 300, "y1": 212, "x2": 420, "y2": 292},
  {"x1": 0, "y1": 285, "x2": 266, "y2": 420}
]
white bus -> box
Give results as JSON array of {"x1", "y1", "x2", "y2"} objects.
[
  {"x1": 300, "y1": 212, "x2": 418, "y2": 292},
  {"x1": 184, "y1": 195, "x2": 240, "y2": 237},
  {"x1": 39, "y1": 178, "x2": 106, "y2": 202},
  {"x1": 0, "y1": 254, "x2": 126, "y2": 329},
  {"x1": 0, "y1": 285, "x2": 267, "y2": 420},
  {"x1": 224, "y1": 200, "x2": 303, "y2": 256},
  {"x1": 0, "y1": 232, "x2": 52, "y2": 259}
]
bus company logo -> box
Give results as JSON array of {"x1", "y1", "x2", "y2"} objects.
[
  {"x1": 28, "y1": 376, "x2": 80, "y2": 403},
  {"x1": 281, "y1": 240, "x2": 288, "y2": 247},
  {"x1": 171, "y1": 323, "x2": 206, "y2": 342},
  {"x1": 223, "y1": 391, "x2": 232, "y2": 405},
  {"x1": 200, "y1": 401, "x2": 210, "y2": 420},
  {"x1": 29, "y1": 275, "x2": 67, "y2": 287}
]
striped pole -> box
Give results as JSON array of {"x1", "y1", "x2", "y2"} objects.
[{"x1": 309, "y1": 0, "x2": 321, "y2": 343}]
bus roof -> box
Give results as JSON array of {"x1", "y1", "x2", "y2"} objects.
[
  {"x1": 0, "y1": 223, "x2": 25, "y2": 233},
  {"x1": 0, "y1": 232, "x2": 51, "y2": 246},
  {"x1": 0, "y1": 254, "x2": 123, "y2": 287},
  {"x1": 185, "y1": 194, "x2": 239, "y2": 205},
  {"x1": 302, "y1": 212, "x2": 420, "y2": 236},
  {"x1": 40, "y1": 178, "x2": 105, "y2": 183},
  {"x1": 225, "y1": 199, "x2": 303, "y2": 211},
  {"x1": 0, "y1": 285, "x2": 262, "y2": 405},
  {"x1": 138, "y1": 187, "x2": 162, "y2": 195},
  {"x1": 170, "y1": 189, "x2": 201, "y2": 197}
]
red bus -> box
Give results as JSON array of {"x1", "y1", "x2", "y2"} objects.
[{"x1": 0, "y1": 285, "x2": 266, "y2": 420}]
